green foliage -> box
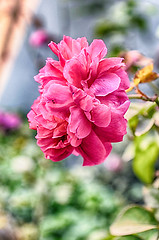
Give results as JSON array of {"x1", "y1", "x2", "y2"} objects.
[
  {"x1": 137, "y1": 229, "x2": 158, "y2": 240},
  {"x1": 133, "y1": 134, "x2": 159, "y2": 184},
  {"x1": 129, "y1": 115, "x2": 139, "y2": 135},
  {"x1": 116, "y1": 236, "x2": 143, "y2": 240},
  {"x1": 127, "y1": 102, "x2": 157, "y2": 136},
  {"x1": 95, "y1": 22, "x2": 127, "y2": 38},
  {"x1": 126, "y1": 102, "x2": 159, "y2": 184},
  {"x1": 0, "y1": 120, "x2": 126, "y2": 240},
  {"x1": 110, "y1": 205, "x2": 158, "y2": 236},
  {"x1": 94, "y1": 0, "x2": 147, "y2": 41}
]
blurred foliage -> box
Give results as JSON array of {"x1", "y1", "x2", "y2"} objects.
[
  {"x1": 110, "y1": 205, "x2": 158, "y2": 236},
  {"x1": 70, "y1": 0, "x2": 150, "y2": 56},
  {"x1": 109, "y1": 49, "x2": 159, "y2": 239},
  {"x1": 133, "y1": 134, "x2": 159, "y2": 184},
  {"x1": 94, "y1": 0, "x2": 147, "y2": 36},
  {"x1": 125, "y1": 101, "x2": 159, "y2": 184},
  {"x1": 0, "y1": 117, "x2": 142, "y2": 240},
  {"x1": 0, "y1": 115, "x2": 147, "y2": 240}
]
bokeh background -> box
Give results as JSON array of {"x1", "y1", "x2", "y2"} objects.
[{"x1": 0, "y1": 0, "x2": 159, "y2": 239}]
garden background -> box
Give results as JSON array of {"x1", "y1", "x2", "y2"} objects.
[{"x1": 0, "y1": 0, "x2": 159, "y2": 239}]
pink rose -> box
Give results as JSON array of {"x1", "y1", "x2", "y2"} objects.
[{"x1": 27, "y1": 36, "x2": 130, "y2": 166}]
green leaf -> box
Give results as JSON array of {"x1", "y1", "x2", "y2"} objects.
[
  {"x1": 104, "y1": 236, "x2": 143, "y2": 240},
  {"x1": 116, "y1": 236, "x2": 143, "y2": 240},
  {"x1": 128, "y1": 115, "x2": 139, "y2": 134},
  {"x1": 110, "y1": 205, "x2": 158, "y2": 236},
  {"x1": 133, "y1": 135, "x2": 159, "y2": 184},
  {"x1": 137, "y1": 229, "x2": 158, "y2": 240}
]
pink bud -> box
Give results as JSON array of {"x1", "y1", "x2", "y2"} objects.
[{"x1": 29, "y1": 29, "x2": 49, "y2": 47}]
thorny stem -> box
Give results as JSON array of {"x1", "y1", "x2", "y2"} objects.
[{"x1": 128, "y1": 94, "x2": 159, "y2": 107}]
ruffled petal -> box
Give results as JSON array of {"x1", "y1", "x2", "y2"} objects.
[
  {"x1": 43, "y1": 82, "x2": 72, "y2": 103},
  {"x1": 44, "y1": 146, "x2": 73, "y2": 162},
  {"x1": 67, "y1": 128, "x2": 82, "y2": 147},
  {"x1": 87, "y1": 39, "x2": 107, "y2": 60},
  {"x1": 94, "y1": 111, "x2": 127, "y2": 142},
  {"x1": 27, "y1": 110, "x2": 37, "y2": 130},
  {"x1": 97, "y1": 90, "x2": 129, "y2": 111},
  {"x1": 68, "y1": 106, "x2": 92, "y2": 139},
  {"x1": 112, "y1": 68, "x2": 130, "y2": 90},
  {"x1": 34, "y1": 59, "x2": 65, "y2": 88},
  {"x1": 97, "y1": 57, "x2": 124, "y2": 74},
  {"x1": 49, "y1": 36, "x2": 88, "y2": 62},
  {"x1": 76, "y1": 130, "x2": 112, "y2": 166},
  {"x1": 90, "y1": 73, "x2": 121, "y2": 96},
  {"x1": 89, "y1": 103, "x2": 111, "y2": 127},
  {"x1": 63, "y1": 50, "x2": 90, "y2": 88},
  {"x1": 70, "y1": 85, "x2": 94, "y2": 111}
]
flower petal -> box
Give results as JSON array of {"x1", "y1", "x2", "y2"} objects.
[
  {"x1": 113, "y1": 68, "x2": 130, "y2": 90},
  {"x1": 94, "y1": 111, "x2": 127, "y2": 142},
  {"x1": 87, "y1": 39, "x2": 107, "y2": 60},
  {"x1": 44, "y1": 82, "x2": 72, "y2": 103},
  {"x1": 64, "y1": 51, "x2": 90, "y2": 88},
  {"x1": 89, "y1": 103, "x2": 111, "y2": 127},
  {"x1": 45, "y1": 146, "x2": 73, "y2": 162},
  {"x1": 90, "y1": 73, "x2": 121, "y2": 96},
  {"x1": 68, "y1": 106, "x2": 91, "y2": 139},
  {"x1": 76, "y1": 130, "x2": 112, "y2": 166},
  {"x1": 70, "y1": 85, "x2": 94, "y2": 112},
  {"x1": 98, "y1": 57, "x2": 124, "y2": 73},
  {"x1": 67, "y1": 128, "x2": 82, "y2": 147},
  {"x1": 27, "y1": 110, "x2": 37, "y2": 130},
  {"x1": 49, "y1": 36, "x2": 88, "y2": 62}
]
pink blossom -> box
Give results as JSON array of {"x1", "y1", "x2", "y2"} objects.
[
  {"x1": 29, "y1": 29, "x2": 49, "y2": 47},
  {"x1": 120, "y1": 50, "x2": 153, "y2": 71},
  {"x1": 104, "y1": 153, "x2": 123, "y2": 172},
  {"x1": 27, "y1": 36, "x2": 130, "y2": 166},
  {"x1": 0, "y1": 111, "x2": 21, "y2": 131}
]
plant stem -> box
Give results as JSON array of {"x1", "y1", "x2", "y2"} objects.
[{"x1": 128, "y1": 94, "x2": 159, "y2": 107}]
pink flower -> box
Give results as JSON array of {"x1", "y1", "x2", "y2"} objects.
[
  {"x1": 104, "y1": 153, "x2": 123, "y2": 172},
  {"x1": 27, "y1": 36, "x2": 130, "y2": 166},
  {"x1": 29, "y1": 29, "x2": 49, "y2": 47},
  {"x1": 120, "y1": 50, "x2": 153, "y2": 71},
  {"x1": 0, "y1": 111, "x2": 21, "y2": 131}
]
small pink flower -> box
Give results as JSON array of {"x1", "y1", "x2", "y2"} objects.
[
  {"x1": 104, "y1": 153, "x2": 123, "y2": 172},
  {"x1": 121, "y1": 50, "x2": 153, "y2": 71},
  {"x1": 29, "y1": 29, "x2": 49, "y2": 47},
  {"x1": 28, "y1": 36, "x2": 130, "y2": 166},
  {"x1": 0, "y1": 111, "x2": 21, "y2": 131}
]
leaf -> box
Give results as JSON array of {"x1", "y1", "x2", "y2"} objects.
[
  {"x1": 103, "y1": 235, "x2": 143, "y2": 240},
  {"x1": 128, "y1": 115, "x2": 139, "y2": 134},
  {"x1": 116, "y1": 236, "x2": 143, "y2": 240},
  {"x1": 153, "y1": 112, "x2": 159, "y2": 127},
  {"x1": 110, "y1": 205, "x2": 158, "y2": 236},
  {"x1": 126, "y1": 64, "x2": 158, "y2": 92},
  {"x1": 134, "y1": 64, "x2": 158, "y2": 84},
  {"x1": 125, "y1": 102, "x2": 156, "y2": 121},
  {"x1": 137, "y1": 229, "x2": 158, "y2": 240},
  {"x1": 133, "y1": 135, "x2": 159, "y2": 184},
  {"x1": 135, "y1": 118, "x2": 154, "y2": 136}
]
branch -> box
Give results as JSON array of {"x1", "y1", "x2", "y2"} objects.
[{"x1": 128, "y1": 94, "x2": 159, "y2": 107}]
